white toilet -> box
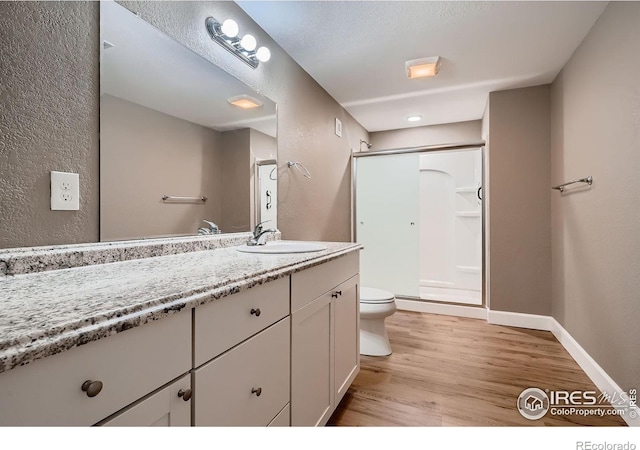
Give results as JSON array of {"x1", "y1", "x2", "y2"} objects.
[{"x1": 359, "y1": 287, "x2": 397, "y2": 356}]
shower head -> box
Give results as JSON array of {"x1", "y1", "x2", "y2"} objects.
[{"x1": 360, "y1": 139, "x2": 372, "y2": 149}]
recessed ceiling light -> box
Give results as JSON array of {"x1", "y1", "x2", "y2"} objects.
[
  {"x1": 406, "y1": 56, "x2": 441, "y2": 79},
  {"x1": 407, "y1": 115, "x2": 422, "y2": 122},
  {"x1": 227, "y1": 94, "x2": 263, "y2": 109}
]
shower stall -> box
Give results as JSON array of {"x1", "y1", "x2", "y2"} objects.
[{"x1": 354, "y1": 142, "x2": 484, "y2": 306}]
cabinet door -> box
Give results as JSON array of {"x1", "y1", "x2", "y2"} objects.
[
  {"x1": 291, "y1": 292, "x2": 334, "y2": 426},
  {"x1": 333, "y1": 275, "x2": 359, "y2": 405},
  {"x1": 100, "y1": 374, "x2": 191, "y2": 426}
]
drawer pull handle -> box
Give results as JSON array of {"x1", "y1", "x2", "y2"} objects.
[
  {"x1": 332, "y1": 290, "x2": 342, "y2": 298},
  {"x1": 250, "y1": 308, "x2": 261, "y2": 317},
  {"x1": 251, "y1": 387, "x2": 262, "y2": 397},
  {"x1": 178, "y1": 388, "x2": 192, "y2": 401},
  {"x1": 81, "y1": 380, "x2": 103, "y2": 398}
]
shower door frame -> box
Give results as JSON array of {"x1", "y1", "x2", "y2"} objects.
[{"x1": 352, "y1": 141, "x2": 487, "y2": 308}]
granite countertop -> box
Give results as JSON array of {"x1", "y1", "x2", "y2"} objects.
[{"x1": 0, "y1": 241, "x2": 362, "y2": 374}]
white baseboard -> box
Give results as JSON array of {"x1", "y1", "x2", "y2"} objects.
[
  {"x1": 396, "y1": 298, "x2": 487, "y2": 320},
  {"x1": 486, "y1": 309, "x2": 553, "y2": 331},
  {"x1": 549, "y1": 318, "x2": 639, "y2": 427}
]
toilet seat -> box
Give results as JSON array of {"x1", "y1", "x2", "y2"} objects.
[{"x1": 360, "y1": 287, "x2": 395, "y2": 304}]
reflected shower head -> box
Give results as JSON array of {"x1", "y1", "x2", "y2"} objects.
[{"x1": 360, "y1": 139, "x2": 372, "y2": 149}]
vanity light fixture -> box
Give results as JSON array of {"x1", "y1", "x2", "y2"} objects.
[
  {"x1": 227, "y1": 94, "x2": 263, "y2": 109},
  {"x1": 406, "y1": 56, "x2": 441, "y2": 79},
  {"x1": 205, "y1": 16, "x2": 271, "y2": 68}
]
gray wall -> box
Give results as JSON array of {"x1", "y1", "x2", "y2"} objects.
[
  {"x1": 486, "y1": 86, "x2": 552, "y2": 316},
  {"x1": 0, "y1": 2, "x2": 99, "y2": 248},
  {"x1": 550, "y1": 2, "x2": 640, "y2": 391},
  {"x1": 369, "y1": 120, "x2": 482, "y2": 150},
  {"x1": 219, "y1": 129, "x2": 251, "y2": 234},
  {"x1": 100, "y1": 95, "x2": 223, "y2": 241},
  {"x1": 0, "y1": 1, "x2": 368, "y2": 248}
]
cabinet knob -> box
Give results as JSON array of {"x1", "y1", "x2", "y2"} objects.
[
  {"x1": 250, "y1": 308, "x2": 261, "y2": 317},
  {"x1": 81, "y1": 380, "x2": 103, "y2": 398},
  {"x1": 251, "y1": 387, "x2": 262, "y2": 397},
  {"x1": 178, "y1": 388, "x2": 192, "y2": 401},
  {"x1": 332, "y1": 290, "x2": 342, "y2": 298}
]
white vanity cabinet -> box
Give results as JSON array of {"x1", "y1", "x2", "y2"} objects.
[
  {"x1": 0, "y1": 246, "x2": 361, "y2": 427},
  {"x1": 0, "y1": 310, "x2": 192, "y2": 426},
  {"x1": 192, "y1": 276, "x2": 290, "y2": 426},
  {"x1": 290, "y1": 252, "x2": 360, "y2": 426}
]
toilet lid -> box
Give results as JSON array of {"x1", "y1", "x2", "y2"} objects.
[{"x1": 360, "y1": 287, "x2": 395, "y2": 304}]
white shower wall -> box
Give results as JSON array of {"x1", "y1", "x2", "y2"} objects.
[{"x1": 418, "y1": 150, "x2": 482, "y2": 305}]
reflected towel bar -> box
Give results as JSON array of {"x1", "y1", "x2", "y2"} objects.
[
  {"x1": 287, "y1": 161, "x2": 311, "y2": 179},
  {"x1": 552, "y1": 176, "x2": 593, "y2": 193},
  {"x1": 162, "y1": 195, "x2": 208, "y2": 203}
]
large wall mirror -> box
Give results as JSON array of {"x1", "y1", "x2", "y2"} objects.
[{"x1": 100, "y1": 2, "x2": 277, "y2": 241}]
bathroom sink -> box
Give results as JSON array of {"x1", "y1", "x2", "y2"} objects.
[{"x1": 236, "y1": 241, "x2": 328, "y2": 254}]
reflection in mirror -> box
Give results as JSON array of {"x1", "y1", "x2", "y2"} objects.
[
  {"x1": 100, "y1": 2, "x2": 277, "y2": 241},
  {"x1": 256, "y1": 159, "x2": 278, "y2": 229}
]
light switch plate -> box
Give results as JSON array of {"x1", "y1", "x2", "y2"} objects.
[
  {"x1": 51, "y1": 171, "x2": 80, "y2": 211},
  {"x1": 335, "y1": 118, "x2": 342, "y2": 137}
]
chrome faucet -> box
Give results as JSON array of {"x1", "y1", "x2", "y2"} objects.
[
  {"x1": 198, "y1": 220, "x2": 221, "y2": 235},
  {"x1": 247, "y1": 221, "x2": 277, "y2": 246}
]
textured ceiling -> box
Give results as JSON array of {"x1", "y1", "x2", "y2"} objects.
[{"x1": 238, "y1": 1, "x2": 607, "y2": 132}]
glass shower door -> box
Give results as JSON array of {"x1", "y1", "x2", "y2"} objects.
[{"x1": 355, "y1": 153, "x2": 420, "y2": 297}]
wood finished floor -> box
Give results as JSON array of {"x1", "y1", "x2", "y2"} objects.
[{"x1": 328, "y1": 310, "x2": 626, "y2": 427}]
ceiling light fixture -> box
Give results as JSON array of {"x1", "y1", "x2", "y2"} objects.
[
  {"x1": 407, "y1": 115, "x2": 422, "y2": 122},
  {"x1": 205, "y1": 17, "x2": 271, "y2": 68},
  {"x1": 227, "y1": 94, "x2": 263, "y2": 109},
  {"x1": 406, "y1": 56, "x2": 441, "y2": 79}
]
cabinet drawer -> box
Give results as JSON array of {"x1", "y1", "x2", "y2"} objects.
[
  {"x1": 291, "y1": 251, "x2": 358, "y2": 312},
  {"x1": 193, "y1": 317, "x2": 290, "y2": 426},
  {"x1": 0, "y1": 310, "x2": 191, "y2": 426},
  {"x1": 99, "y1": 374, "x2": 191, "y2": 427},
  {"x1": 194, "y1": 276, "x2": 289, "y2": 367}
]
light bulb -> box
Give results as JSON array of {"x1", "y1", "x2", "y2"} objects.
[
  {"x1": 240, "y1": 34, "x2": 257, "y2": 52},
  {"x1": 407, "y1": 115, "x2": 422, "y2": 122},
  {"x1": 220, "y1": 19, "x2": 238, "y2": 38},
  {"x1": 256, "y1": 46, "x2": 271, "y2": 62}
]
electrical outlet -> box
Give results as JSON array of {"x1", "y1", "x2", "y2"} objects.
[{"x1": 51, "y1": 171, "x2": 79, "y2": 211}]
